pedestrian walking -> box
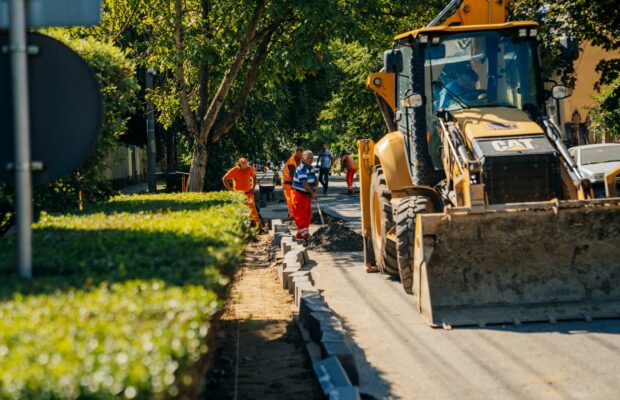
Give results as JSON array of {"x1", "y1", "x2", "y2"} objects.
[
  {"x1": 317, "y1": 143, "x2": 334, "y2": 194},
  {"x1": 281, "y1": 147, "x2": 303, "y2": 219},
  {"x1": 341, "y1": 151, "x2": 358, "y2": 195},
  {"x1": 222, "y1": 157, "x2": 260, "y2": 224},
  {"x1": 292, "y1": 150, "x2": 318, "y2": 240}
]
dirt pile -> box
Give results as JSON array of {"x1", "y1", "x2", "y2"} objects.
[{"x1": 306, "y1": 220, "x2": 363, "y2": 252}]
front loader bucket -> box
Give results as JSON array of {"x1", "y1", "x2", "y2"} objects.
[{"x1": 414, "y1": 200, "x2": 620, "y2": 327}]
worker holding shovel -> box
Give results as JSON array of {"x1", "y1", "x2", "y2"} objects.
[{"x1": 292, "y1": 150, "x2": 318, "y2": 240}]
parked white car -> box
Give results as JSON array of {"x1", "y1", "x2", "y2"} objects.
[{"x1": 569, "y1": 143, "x2": 620, "y2": 196}]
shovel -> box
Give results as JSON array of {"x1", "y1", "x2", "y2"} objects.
[{"x1": 314, "y1": 196, "x2": 325, "y2": 227}]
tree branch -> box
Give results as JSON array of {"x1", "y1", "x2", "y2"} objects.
[
  {"x1": 173, "y1": 0, "x2": 200, "y2": 137},
  {"x1": 210, "y1": 28, "x2": 275, "y2": 144},
  {"x1": 198, "y1": 0, "x2": 211, "y2": 118},
  {"x1": 199, "y1": 0, "x2": 267, "y2": 141}
]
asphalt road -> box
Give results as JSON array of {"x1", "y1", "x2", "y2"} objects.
[{"x1": 261, "y1": 176, "x2": 620, "y2": 399}]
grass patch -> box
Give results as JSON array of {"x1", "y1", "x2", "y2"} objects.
[{"x1": 0, "y1": 192, "x2": 250, "y2": 399}]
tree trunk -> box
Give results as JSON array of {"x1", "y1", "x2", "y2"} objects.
[{"x1": 187, "y1": 138, "x2": 210, "y2": 192}]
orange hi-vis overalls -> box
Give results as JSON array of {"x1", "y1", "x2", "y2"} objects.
[
  {"x1": 223, "y1": 166, "x2": 260, "y2": 222},
  {"x1": 281, "y1": 154, "x2": 300, "y2": 218},
  {"x1": 343, "y1": 154, "x2": 357, "y2": 193},
  {"x1": 292, "y1": 163, "x2": 316, "y2": 239}
]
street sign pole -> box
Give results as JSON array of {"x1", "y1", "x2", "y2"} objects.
[
  {"x1": 9, "y1": 0, "x2": 33, "y2": 278},
  {"x1": 145, "y1": 67, "x2": 157, "y2": 193}
]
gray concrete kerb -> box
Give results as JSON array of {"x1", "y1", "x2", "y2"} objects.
[
  {"x1": 295, "y1": 282, "x2": 320, "y2": 308},
  {"x1": 274, "y1": 231, "x2": 289, "y2": 246},
  {"x1": 281, "y1": 237, "x2": 294, "y2": 254},
  {"x1": 313, "y1": 357, "x2": 357, "y2": 399},
  {"x1": 270, "y1": 218, "x2": 283, "y2": 232},
  {"x1": 287, "y1": 271, "x2": 312, "y2": 295},
  {"x1": 272, "y1": 234, "x2": 361, "y2": 397},
  {"x1": 281, "y1": 265, "x2": 302, "y2": 290}
]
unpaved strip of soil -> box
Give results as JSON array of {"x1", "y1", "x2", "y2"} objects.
[{"x1": 202, "y1": 234, "x2": 321, "y2": 400}]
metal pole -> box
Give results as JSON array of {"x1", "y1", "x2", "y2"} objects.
[
  {"x1": 145, "y1": 68, "x2": 157, "y2": 192},
  {"x1": 9, "y1": 0, "x2": 33, "y2": 279}
]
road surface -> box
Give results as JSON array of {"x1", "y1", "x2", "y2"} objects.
[{"x1": 262, "y1": 175, "x2": 620, "y2": 399}]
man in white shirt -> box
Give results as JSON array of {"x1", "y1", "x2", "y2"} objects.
[{"x1": 317, "y1": 143, "x2": 334, "y2": 194}]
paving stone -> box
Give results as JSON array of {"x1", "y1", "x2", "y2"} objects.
[
  {"x1": 313, "y1": 357, "x2": 352, "y2": 396},
  {"x1": 274, "y1": 232, "x2": 287, "y2": 246},
  {"x1": 287, "y1": 271, "x2": 312, "y2": 294},
  {"x1": 290, "y1": 246, "x2": 309, "y2": 263},
  {"x1": 328, "y1": 386, "x2": 361, "y2": 400},
  {"x1": 270, "y1": 219, "x2": 283, "y2": 232},
  {"x1": 295, "y1": 282, "x2": 320, "y2": 308},
  {"x1": 299, "y1": 295, "x2": 332, "y2": 328},
  {"x1": 281, "y1": 265, "x2": 302, "y2": 290},
  {"x1": 321, "y1": 341, "x2": 359, "y2": 385},
  {"x1": 290, "y1": 275, "x2": 311, "y2": 295},
  {"x1": 320, "y1": 326, "x2": 347, "y2": 343},
  {"x1": 274, "y1": 224, "x2": 289, "y2": 235},
  {"x1": 285, "y1": 250, "x2": 305, "y2": 267},
  {"x1": 282, "y1": 256, "x2": 301, "y2": 270},
  {"x1": 281, "y1": 238, "x2": 294, "y2": 255},
  {"x1": 308, "y1": 311, "x2": 344, "y2": 343}
]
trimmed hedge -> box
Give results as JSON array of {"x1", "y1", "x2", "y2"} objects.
[{"x1": 0, "y1": 192, "x2": 250, "y2": 399}]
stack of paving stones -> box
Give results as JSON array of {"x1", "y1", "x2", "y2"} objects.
[{"x1": 271, "y1": 219, "x2": 361, "y2": 400}]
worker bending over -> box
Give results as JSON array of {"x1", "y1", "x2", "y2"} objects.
[
  {"x1": 222, "y1": 157, "x2": 260, "y2": 224},
  {"x1": 281, "y1": 147, "x2": 303, "y2": 219},
  {"x1": 292, "y1": 150, "x2": 318, "y2": 240},
  {"x1": 341, "y1": 151, "x2": 358, "y2": 195}
]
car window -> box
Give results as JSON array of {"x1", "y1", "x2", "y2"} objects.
[{"x1": 581, "y1": 146, "x2": 620, "y2": 165}]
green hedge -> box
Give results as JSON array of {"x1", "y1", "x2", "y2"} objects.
[{"x1": 0, "y1": 192, "x2": 250, "y2": 399}]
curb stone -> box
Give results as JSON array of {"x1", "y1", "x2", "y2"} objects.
[{"x1": 273, "y1": 230, "x2": 361, "y2": 397}]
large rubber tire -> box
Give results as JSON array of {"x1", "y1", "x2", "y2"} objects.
[
  {"x1": 369, "y1": 167, "x2": 398, "y2": 275},
  {"x1": 395, "y1": 196, "x2": 431, "y2": 294},
  {"x1": 407, "y1": 44, "x2": 445, "y2": 187}
]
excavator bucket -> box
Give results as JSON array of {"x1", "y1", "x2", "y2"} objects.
[{"x1": 413, "y1": 199, "x2": 620, "y2": 328}]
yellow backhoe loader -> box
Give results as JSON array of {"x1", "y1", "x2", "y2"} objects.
[{"x1": 359, "y1": 0, "x2": 620, "y2": 328}]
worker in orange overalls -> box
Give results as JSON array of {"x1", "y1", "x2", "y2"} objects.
[
  {"x1": 341, "y1": 150, "x2": 358, "y2": 195},
  {"x1": 281, "y1": 147, "x2": 303, "y2": 219},
  {"x1": 292, "y1": 150, "x2": 318, "y2": 239},
  {"x1": 222, "y1": 157, "x2": 260, "y2": 224}
]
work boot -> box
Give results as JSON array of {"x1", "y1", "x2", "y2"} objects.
[{"x1": 347, "y1": 189, "x2": 353, "y2": 195}]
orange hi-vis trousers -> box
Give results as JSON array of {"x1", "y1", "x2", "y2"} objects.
[
  {"x1": 293, "y1": 190, "x2": 312, "y2": 237},
  {"x1": 283, "y1": 184, "x2": 295, "y2": 218},
  {"x1": 346, "y1": 168, "x2": 357, "y2": 191},
  {"x1": 244, "y1": 191, "x2": 260, "y2": 222}
]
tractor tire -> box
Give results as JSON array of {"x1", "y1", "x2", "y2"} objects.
[
  {"x1": 407, "y1": 45, "x2": 445, "y2": 187},
  {"x1": 395, "y1": 196, "x2": 431, "y2": 294},
  {"x1": 369, "y1": 167, "x2": 398, "y2": 275}
]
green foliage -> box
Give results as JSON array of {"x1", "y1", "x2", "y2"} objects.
[
  {"x1": 513, "y1": 0, "x2": 620, "y2": 136},
  {"x1": 316, "y1": 40, "x2": 385, "y2": 151},
  {"x1": 513, "y1": 0, "x2": 620, "y2": 87},
  {"x1": 85, "y1": 0, "x2": 443, "y2": 181},
  {"x1": 0, "y1": 184, "x2": 13, "y2": 237},
  {"x1": 36, "y1": 31, "x2": 140, "y2": 212},
  {"x1": 0, "y1": 192, "x2": 250, "y2": 398},
  {"x1": 588, "y1": 78, "x2": 620, "y2": 138}
]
